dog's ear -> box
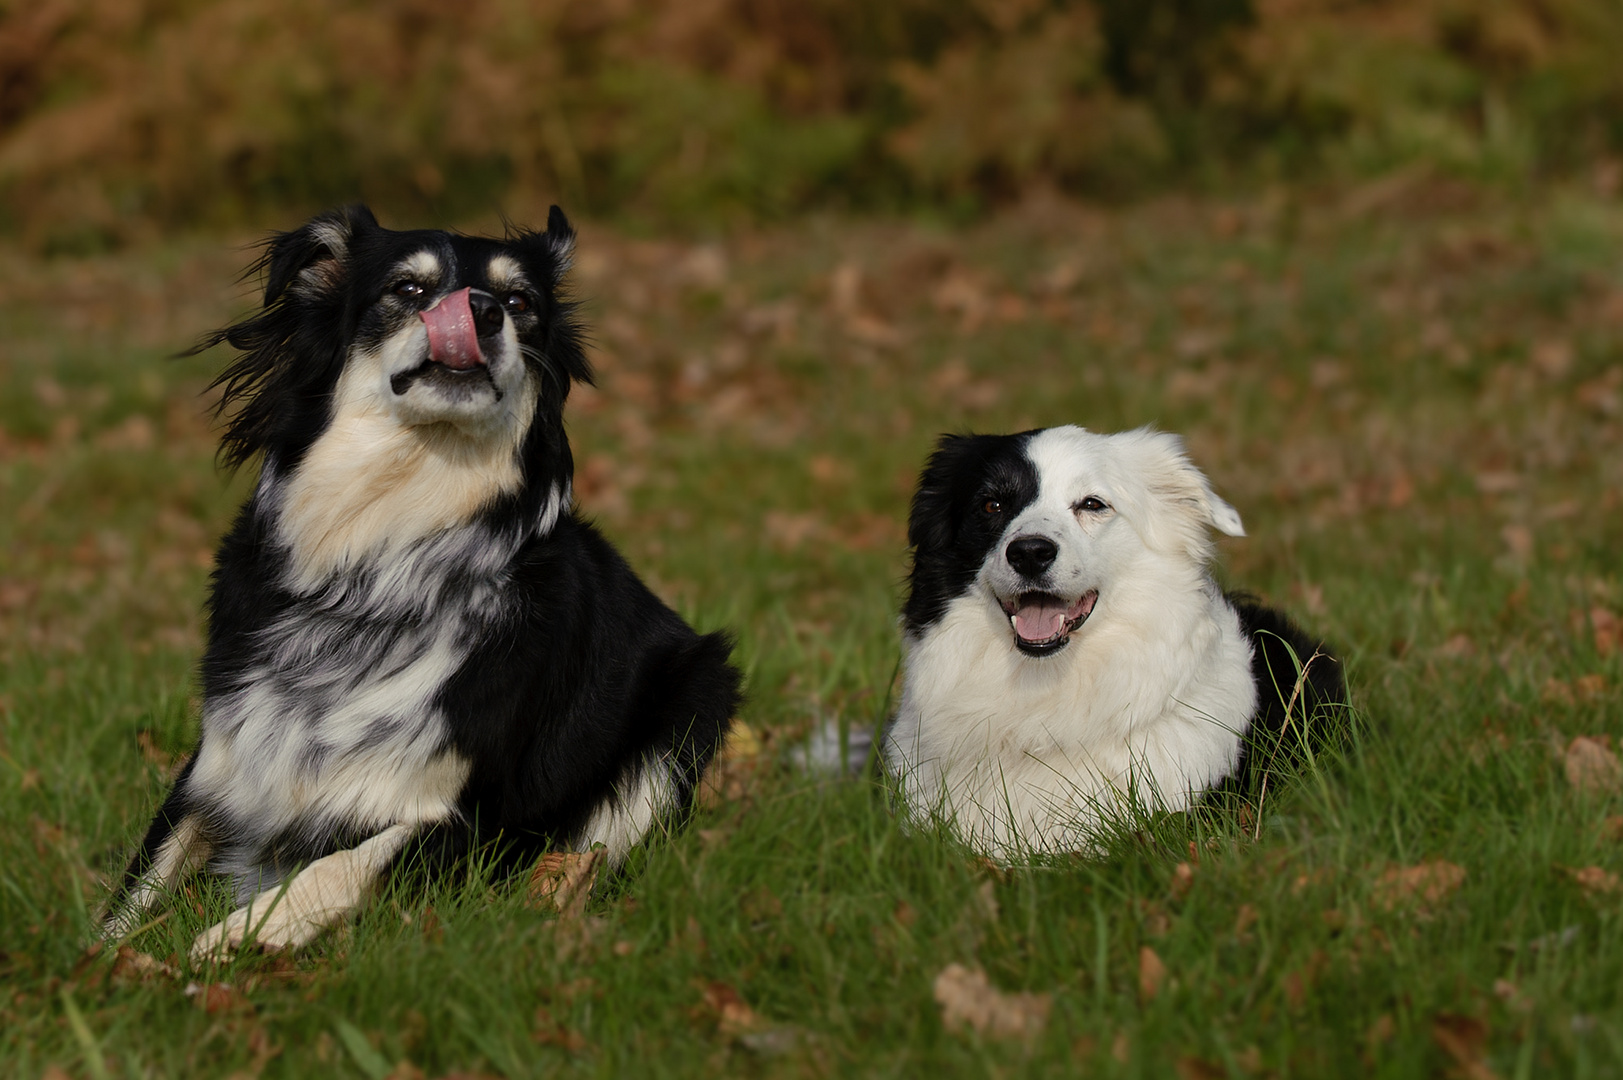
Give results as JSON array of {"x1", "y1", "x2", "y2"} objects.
[
  {"x1": 1126, "y1": 429, "x2": 1244, "y2": 556},
  {"x1": 909, "y1": 434, "x2": 977, "y2": 555},
  {"x1": 543, "y1": 205, "x2": 575, "y2": 279},
  {"x1": 262, "y1": 204, "x2": 378, "y2": 305}
]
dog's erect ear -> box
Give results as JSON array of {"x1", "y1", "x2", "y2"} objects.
[
  {"x1": 543, "y1": 205, "x2": 575, "y2": 277},
  {"x1": 262, "y1": 205, "x2": 378, "y2": 305}
]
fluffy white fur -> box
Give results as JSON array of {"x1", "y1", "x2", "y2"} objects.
[{"x1": 885, "y1": 426, "x2": 1256, "y2": 858}]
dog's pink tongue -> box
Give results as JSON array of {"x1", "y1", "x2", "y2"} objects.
[
  {"x1": 1014, "y1": 597, "x2": 1070, "y2": 642},
  {"x1": 420, "y1": 287, "x2": 483, "y2": 370}
]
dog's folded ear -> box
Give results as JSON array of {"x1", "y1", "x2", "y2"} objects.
[
  {"x1": 1126, "y1": 428, "x2": 1245, "y2": 556},
  {"x1": 263, "y1": 204, "x2": 378, "y2": 305},
  {"x1": 908, "y1": 434, "x2": 977, "y2": 555}
]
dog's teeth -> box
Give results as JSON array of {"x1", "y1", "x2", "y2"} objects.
[{"x1": 1010, "y1": 614, "x2": 1018, "y2": 630}]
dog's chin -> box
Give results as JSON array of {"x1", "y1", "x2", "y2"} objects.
[
  {"x1": 390, "y1": 359, "x2": 501, "y2": 402},
  {"x1": 999, "y1": 589, "x2": 1099, "y2": 658}
]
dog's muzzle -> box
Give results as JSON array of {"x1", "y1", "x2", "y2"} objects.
[{"x1": 1002, "y1": 590, "x2": 1099, "y2": 656}]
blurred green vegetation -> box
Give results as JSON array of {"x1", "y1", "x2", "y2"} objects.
[{"x1": 0, "y1": 0, "x2": 1620, "y2": 248}]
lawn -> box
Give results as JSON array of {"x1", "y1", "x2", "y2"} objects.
[{"x1": 2, "y1": 178, "x2": 1621, "y2": 1077}]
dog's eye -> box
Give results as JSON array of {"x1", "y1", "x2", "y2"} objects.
[
  {"x1": 982, "y1": 499, "x2": 1002, "y2": 515},
  {"x1": 503, "y1": 292, "x2": 531, "y2": 314},
  {"x1": 1076, "y1": 497, "x2": 1109, "y2": 513},
  {"x1": 392, "y1": 280, "x2": 425, "y2": 299}
]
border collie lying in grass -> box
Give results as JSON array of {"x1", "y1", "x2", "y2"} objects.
[
  {"x1": 102, "y1": 206, "x2": 740, "y2": 958},
  {"x1": 883, "y1": 426, "x2": 1346, "y2": 858}
]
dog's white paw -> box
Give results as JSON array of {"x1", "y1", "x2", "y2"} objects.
[{"x1": 190, "y1": 899, "x2": 318, "y2": 963}]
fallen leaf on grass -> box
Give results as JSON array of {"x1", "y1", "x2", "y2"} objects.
[
  {"x1": 1137, "y1": 946, "x2": 1166, "y2": 1002},
  {"x1": 1176, "y1": 1057, "x2": 1226, "y2": 1080},
  {"x1": 1431, "y1": 1014, "x2": 1497, "y2": 1080},
  {"x1": 1493, "y1": 979, "x2": 1532, "y2": 1013},
  {"x1": 1372, "y1": 860, "x2": 1466, "y2": 913},
  {"x1": 111, "y1": 946, "x2": 176, "y2": 982},
  {"x1": 1564, "y1": 736, "x2": 1622, "y2": 796},
  {"x1": 700, "y1": 981, "x2": 762, "y2": 1037},
  {"x1": 1601, "y1": 816, "x2": 1623, "y2": 841},
  {"x1": 1169, "y1": 861, "x2": 1196, "y2": 901},
  {"x1": 1590, "y1": 608, "x2": 1619, "y2": 657},
  {"x1": 933, "y1": 963, "x2": 1050, "y2": 1039},
  {"x1": 184, "y1": 981, "x2": 244, "y2": 1014},
  {"x1": 697, "y1": 721, "x2": 765, "y2": 810},
  {"x1": 1560, "y1": 865, "x2": 1621, "y2": 898},
  {"x1": 532, "y1": 1007, "x2": 589, "y2": 1052},
  {"x1": 526, "y1": 849, "x2": 605, "y2": 917}
]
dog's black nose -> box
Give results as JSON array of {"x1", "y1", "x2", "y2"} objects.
[
  {"x1": 469, "y1": 291, "x2": 506, "y2": 338},
  {"x1": 1006, "y1": 536, "x2": 1058, "y2": 578}
]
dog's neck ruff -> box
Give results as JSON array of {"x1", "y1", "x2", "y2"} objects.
[
  {"x1": 257, "y1": 454, "x2": 568, "y2": 608},
  {"x1": 889, "y1": 575, "x2": 1257, "y2": 859}
]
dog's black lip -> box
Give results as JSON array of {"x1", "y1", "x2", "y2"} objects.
[
  {"x1": 390, "y1": 359, "x2": 499, "y2": 397},
  {"x1": 1001, "y1": 589, "x2": 1098, "y2": 658}
]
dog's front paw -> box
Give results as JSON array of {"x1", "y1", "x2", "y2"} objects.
[
  {"x1": 190, "y1": 906, "x2": 259, "y2": 963},
  {"x1": 190, "y1": 900, "x2": 317, "y2": 963}
]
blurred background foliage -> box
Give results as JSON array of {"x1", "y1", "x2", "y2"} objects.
[{"x1": 0, "y1": 0, "x2": 1619, "y2": 249}]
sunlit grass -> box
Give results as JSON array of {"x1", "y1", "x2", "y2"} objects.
[{"x1": 2, "y1": 181, "x2": 1621, "y2": 1076}]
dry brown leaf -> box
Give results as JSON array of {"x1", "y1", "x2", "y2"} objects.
[
  {"x1": 1169, "y1": 861, "x2": 1196, "y2": 901},
  {"x1": 1430, "y1": 1014, "x2": 1497, "y2": 1080},
  {"x1": 1233, "y1": 904, "x2": 1258, "y2": 939},
  {"x1": 184, "y1": 981, "x2": 245, "y2": 1014},
  {"x1": 933, "y1": 963, "x2": 1050, "y2": 1039},
  {"x1": 1137, "y1": 946, "x2": 1166, "y2": 1002},
  {"x1": 526, "y1": 849, "x2": 605, "y2": 917},
  {"x1": 41, "y1": 1067, "x2": 73, "y2": 1080},
  {"x1": 111, "y1": 945, "x2": 176, "y2": 982},
  {"x1": 1563, "y1": 865, "x2": 1621, "y2": 897},
  {"x1": 1601, "y1": 815, "x2": 1623, "y2": 841},
  {"x1": 1591, "y1": 608, "x2": 1619, "y2": 657},
  {"x1": 1175, "y1": 1057, "x2": 1225, "y2": 1080},
  {"x1": 1564, "y1": 736, "x2": 1622, "y2": 796},
  {"x1": 532, "y1": 1007, "x2": 588, "y2": 1052},
  {"x1": 1574, "y1": 674, "x2": 1610, "y2": 701},
  {"x1": 701, "y1": 981, "x2": 762, "y2": 1037},
  {"x1": 1372, "y1": 860, "x2": 1466, "y2": 912}
]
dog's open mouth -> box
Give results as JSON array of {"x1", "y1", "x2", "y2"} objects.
[{"x1": 1001, "y1": 590, "x2": 1098, "y2": 656}]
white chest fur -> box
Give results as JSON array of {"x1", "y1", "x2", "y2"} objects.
[{"x1": 885, "y1": 581, "x2": 1256, "y2": 858}]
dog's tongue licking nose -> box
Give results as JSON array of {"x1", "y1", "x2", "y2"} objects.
[
  {"x1": 420, "y1": 287, "x2": 483, "y2": 370},
  {"x1": 1013, "y1": 596, "x2": 1071, "y2": 642}
]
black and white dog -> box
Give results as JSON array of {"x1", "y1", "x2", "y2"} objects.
[
  {"x1": 883, "y1": 426, "x2": 1345, "y2": 858},
  {"x1": 102, "y1": 206, "x2": 740, "y2": 958}
]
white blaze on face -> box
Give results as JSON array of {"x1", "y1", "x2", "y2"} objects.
[{"x1": 270, "y1": 252, "x2": 544, "y2": 587}]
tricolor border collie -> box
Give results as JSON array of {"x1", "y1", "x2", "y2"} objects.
[
  {"x1": 883, "y1": 426, "x2": 1346, "y2": 858},
  {"x1": 102, "y1": 206, "x2": 739, "y2": 958}
]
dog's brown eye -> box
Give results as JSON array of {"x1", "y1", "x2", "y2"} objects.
[
  {"x1": 1076, "y1": 497, "x2": 1108, "y2": 513},
  {"x1": 393, "y1": 281, "x2": 425, "y2": 299},
  {"x1": 983, "y1": 499, "x2": 1002, "y2": 515},
  {"x1": 503, "y1": 292, "x2": 530, "y2": 314}
]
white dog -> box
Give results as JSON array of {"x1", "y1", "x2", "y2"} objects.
[{"x1": 883, "y1": 426, "x2": 1344, "y2": 858}]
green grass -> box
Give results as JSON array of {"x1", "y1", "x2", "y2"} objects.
[{"x1": 3, "y1": 181, "x2": 1622, "y2": 1077}]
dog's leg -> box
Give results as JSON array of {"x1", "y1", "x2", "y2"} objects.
[
  {"x1": 190, "y1": 823, "x2": 415, "y2": 961},
  {"x1": 574, "y1": 756, "x2": 680, "y2": 864},
  {"x1": 102, "y1": 764, "x2": 212, "y2": 940}
]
